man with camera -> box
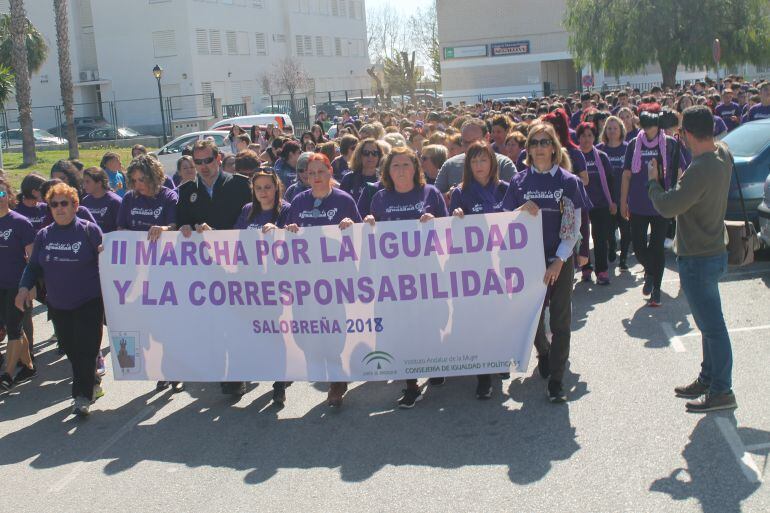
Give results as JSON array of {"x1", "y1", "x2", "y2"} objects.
[{"x1": 646, "y1": 105, "x2": 736, "y2": 413}]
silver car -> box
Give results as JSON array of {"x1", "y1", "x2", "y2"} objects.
[{"x1": 758, "y1": 173, "x2": 770, "y2": 247}]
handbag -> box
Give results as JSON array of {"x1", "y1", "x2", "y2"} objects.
[{"x1": 725, "y1": 152, "x2": 760, "y2": 266}]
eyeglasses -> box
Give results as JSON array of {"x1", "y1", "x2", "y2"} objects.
[
  {"x1": 49, "y1": 200, "x2": 70, "y2": 208},
  {"x1": 528, "y1": 138, "x2": 554, "y2": 148},
  {"x1": 193, "y1": 156, "x2": 216, "y2": 165},
  {"x1": 362, "y1": 150, "x2": 381, "y2": 158}
]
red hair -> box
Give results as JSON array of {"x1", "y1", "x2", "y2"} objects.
[
  {"x1": 543, "y1": 108, "x2": 577, "y2": 149},
  {"x1": 306, "y1": 153, "x2": 332, "y2": 172},
  {"x1": 576, "y1": 122, "x2": 597, "y2": 139},
  {"x1": 638, "y1": 103, "x2": 661, "y2": 115}
]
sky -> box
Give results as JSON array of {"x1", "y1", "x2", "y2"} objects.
[{"x1": 365, "y1": 0, "x2": 434, "y2": 17}]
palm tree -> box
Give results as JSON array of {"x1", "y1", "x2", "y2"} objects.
[
  {"x1": 53, "y1": 0, "x2": 77, "y2": 158},
  {"x1": 0, "y1": 65, "x2": 13, "y2": 167},
  {"x1": 6, "y1": 1, "x2": 45, "y2": 166}
]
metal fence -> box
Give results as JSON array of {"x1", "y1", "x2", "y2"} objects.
[
  {"x1": 166, "y1": 93, "x2": 215, "y2": 121},
  {"x1": 222, "y1": 102, "x2": 247, "y2": 118}
]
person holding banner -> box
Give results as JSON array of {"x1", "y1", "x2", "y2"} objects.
[
  {"x1": 502, "y1": 122, "x2": 589, "y2": 403},
  {"x1": 118, "y1": 155, "x2": 181, "y2": 393},
  {"x1": 0, "y1": 178, "x2": 36, "y2": 391},
  {"x1": 285, "y1": 154, "x2": 362, "y2": 408},
  {"x1": 16, "y1": 183, "x2": 104, "y2": 416},
  {"x1": 449, "y1": 141, "x2": 510, "y2": 399},
  {"x1": 363, "y1": 146, "x2": 449, "y2": 408}
]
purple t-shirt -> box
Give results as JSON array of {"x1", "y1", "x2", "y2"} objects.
[
  {"x1": 713, "y1": 116, "x2": 728, "y2": 137},
  {"x1": 569, "y1": 110, "x2": 583, "y2": 129},
  {"x1": 597, "y1": 142, "x2": 628, "y2": 202},
  {"x1": 369, "y1": 184, "x2": 448, "y2": 221},
  {"x1": 14, "y1": 202, "x2": 48, "y2": 233},
  {"x1": 284, "y1": 188, "x2": 362, "y2": 227},
  {"x1": 0, "y1": 210, "x2": 36, "y2": 288},
  {"x1": 581, "y1": 148, "x2": 613, "y2": 209},
  {"x1": 715, "y1": 101, "x2": 741, "y2": 131},
  {"x1": 622, "y1": 135, "x2": 682, "y2": 216},
  {"x1": 284, "y1": 181, "x2": 310, "y2": 204},
  {"x1": 28, "y1": 218, "x2": 102, "y2": 310},
  {"x1": 567, "y1": 147, "x2": 587, "y2": 174},
  {"x1": 340, "y1": 171, "x2": 379, "y2": 201},
  {"x1": 234, "y1": 200, "x2": 290, "y2": 230},
  {"x1": 449, "y1": 180, "x2": 508, "y2": 214},
  {"x1": 117, "y1": 186, "x2": 178, "y2": 231},
  {"x1": 502, "y1": 167, "x2": 588, "y2": 260},
  {"x1": 81, "y1": 191, "x2": 122, "y2": 233},
  {"x1": 42, "y1": 205, "x2": 96, "y2": 228},
  {"x1": 357, "y1": 181, "x2": 384, "y2": 218},
  {"x1": 331, "y1": 156, "x2": 349, "y2": 180},
  {"x1": 625, "y1": 128, "x2": 640, "y2": 143},
  {"x1": 747, "y1": 104, "x2": 770, "y2": 122}
]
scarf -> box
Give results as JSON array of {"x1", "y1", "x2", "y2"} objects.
[
  {"x1": 470, "y1": 179, "x2": 499, "y2": 213},
  {"x1": 631, "y1": 129, "x2": 668, "y2": 178},
  {"x1": 591, "y1": 147, "x2": 613, "y2": 206}
]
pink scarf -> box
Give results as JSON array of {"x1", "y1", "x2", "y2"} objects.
[
  {"x1": 631, "y1": 129, "x2": 667, "y2": 178},
  {"x1": 592, "y1": 147, "x2": 613, "y2": 206}
]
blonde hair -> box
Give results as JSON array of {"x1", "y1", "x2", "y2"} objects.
[
  {"x1": 600, "y1": 115, "x2": 627, "y2": 145},
  {"x1": 524, "y1": 122, "x2": 566, "y2": 170}
]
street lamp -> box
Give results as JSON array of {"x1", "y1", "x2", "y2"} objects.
[{"x1": 152, "y1": 64, "x2": 168, "y2": 144}]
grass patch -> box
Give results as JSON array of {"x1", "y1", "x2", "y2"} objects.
[{"x1": 0, "y1": 147, "x2": 157, "y2": 190}]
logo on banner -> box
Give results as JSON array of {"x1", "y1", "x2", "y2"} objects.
[
  {"x1": 112, "y1": 331, "x2": 142, "y2": 374},
  {"x1": 363, "y1": 350, "x2": 394, "y2": 370}
]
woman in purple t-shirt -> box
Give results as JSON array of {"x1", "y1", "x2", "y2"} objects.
[
  {"x1": 450, "y1": 142, "x2": 510, "y2": 398},
  {"x1": 0, "y1": 178, "x2": 36, "y2": 391},
  {"x1": 363, "y1": 147, "x2": 449, "y2": 409},
  {"x1": 118, "y1": 156, "x2": 181, "y2": 392},
  {"x1": 81, "y1": 167, "x2": 122, "y2": 234},
  {"x1": 597, "y1": 116, "x2": 631, "y2": 270},
  {"x1": 340, "y1": 138, "x2": 387, "y2": 201},
  {"x1": 285, "y1": 154, "x2": 361, "y2": 408},
  {"x1": 577, "y1": 122, "x2": 616, "y2": 285},
  {"x1": 501, "y1": 123, "x2": 588, "y2": 403},
  {"x1": 17, "y1": 183, "x2": 104, "y2": 416}
]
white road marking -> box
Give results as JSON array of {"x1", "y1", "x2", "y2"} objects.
[
  {"x1": 714, "y1": 417, "x2": 764, "y2": 483},
  {"x1": 48, "y1": 403, "x2": 157, "y2": 494},
  {"x1": 679, "y1": 325, "x2": 770, "y2": 338},
  {"x1": 745, "y1": 442, "x2": 770, "y2": 451},
  {"x1": 660, "y1": 322, "x2": 686, "y2": 353}
]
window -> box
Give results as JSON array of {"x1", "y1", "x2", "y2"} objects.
[
  {"x1": 304, "y1": 35, "x2": 312, "y2": 55},
  {"x1": 295, "y1": 35, "x2": 305, "y2": 56},
  {"x1": 195, "y1": 29, "x2": 208, "y2": 55},
  {"x1": 255, "y1": 33, "x2": 267, "y2": 55},
  {"x1": 209, "y1": 30, "x2": 222, "y2": 54},
  {"x1": 339, "y1": 0, "x2": 346, "y2": 17},
  {"x1": 315, "y1": 36, "x2": 324, "y2": 57},
  {"x1": 252, "y1": 0, "x2": 264, "y2": 6},
  {"x1": 237, "y1": 31, "x2": 250, "y2": 55},
  {"x1": 201, "y1": 82, "x2": 213, "y2": 109},
  {"x1": 331, "y1": 0, "x2": 338, "y2": 16},
  {"x1": 319, "y1": 0, "x2": 328, "y2": 15},
  {"x1": 274, "y1": 33, "x2": 286, "y2": 43},
  {"x1": 324, "y1": 36, "x2": 332, "y2": 56},
  {"x1": 334, "y1": 37, "x2": 342, "y2": 56},
  {"x1": 226, "y1": 30, "x2": 237, "y2": 55},
  {"x1": 152, "y1": 30, "x2": 177, "y2": 57}
]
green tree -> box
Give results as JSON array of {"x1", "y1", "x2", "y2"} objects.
[
  {"x1": 564, "y1": 0, "x2": 770, "y2": 87},
  {"x1": 0, "y1": 12, "x2": 48, "y2": 74},
  {"x1": 384, "y1": 51, "x2": 421, "y2": 99},
  {"x1": 0, "y1": 65, "x2": 13, "y2": 105}
]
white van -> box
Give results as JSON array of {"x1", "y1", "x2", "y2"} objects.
[{"x1": 209, "y1": 114, "x2": 294, "y2": 134}]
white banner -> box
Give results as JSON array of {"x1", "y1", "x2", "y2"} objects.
[{"x1": 100, "y1": 211, "x2": 547, "y2": 382}]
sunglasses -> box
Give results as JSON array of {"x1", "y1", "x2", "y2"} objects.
[
  {"x1": 528, "y1": 138, "x2": 554, "y2": 148},
  {"x1": 193, "y1": 156, "x2": 216, "y2": 165},
  {"x1": 49, "y1": 200, "x2": 70, "y2": 208},
  {"x1": 362, "y1": 150, "x2": 381, "y2": 158}
]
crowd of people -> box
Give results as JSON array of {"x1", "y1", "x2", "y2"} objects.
[{"x1": 1, "y1": 74, "x2": 764, "y2": 416}]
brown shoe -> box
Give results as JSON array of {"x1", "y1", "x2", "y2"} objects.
[{"x1": 327, "y1": 382, "x2": 348, "y2": 407}]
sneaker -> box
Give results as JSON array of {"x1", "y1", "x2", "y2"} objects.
[
  {"x1": 171, "y1": 381, "x2": 185, "y2": 393},
  {"x1": 0, "y1": 372, "x2": 13, "y2": 391},
  {"x1": 547, "y1": 380, "x2": 567, "y2": 403},
  {"x1": 581, "y1": 268, "x2": 593, "y2": 282},
  {"x1": 92, "y1": 384, "x2": 105, "y2": 401},
  {"x1": 72, "y1": 396, "x2": 91, "y2": 416},
  {"x1": 96, "y1": 354, "x2": 106, "y2": 377},
  {"x1": 428, "y1": 377, "x2": 446, "y2": 386},
  {"x1": 619, "y1": 257, "x2": 629, "y2": 271},
  {"x1": 476, "y1": 380, "x2": 492, "y2": 400},
  {"x1": 272, "y1": 382, "x2": 286, "y2": 405},
  {"x1": 13, "y1": 365, "x2": 36, "y2": 384},
  {"x1": 327, "y1": 382, "x2": 348, "y2": 408},
  {"x1": 156, "y1": 381, "x2": 170, "y2": 391},
  {"x1": 675, "y1": 379, "x2": 709, "y2": 399},
  {"x1": 537, "y1": 352, "x2": 550, "y2": 379},
  {"x1": 648, "y1": 288, "x2": 662, "y2": 307},
  {"x1": 642, "y1": 273, "x2": 653, "y2": 296},
  {"x1": 398, "y1": 387, "x2": 422, "y2": 409},
  {"x1": 596, "y1": 272, "x2": 610, "y2": 285},
  {"x1": 686, "y1": 391, "x2": 737, "y2": 413}
]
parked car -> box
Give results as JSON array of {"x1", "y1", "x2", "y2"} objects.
[
  {"x1": 151, "y1": 130, "x2": 229, "y2": 176},
  {"x1": 1, "y1": 128, "x2": 67, "y2": 148},
  {"x1": 259, "y1": 104, "x2": 290, "y2": 115},
  {"x1": 83, "y1": 126, "x2": 143, "y2": 141},
  {"x1": 721, "y1": 118, "x2": 770, "y2": 223},
  {"x1": 758, "y1": 173, "x2": 770, "y2": 248},
  {"x1": 313, "y1": 101, "x2": 359, "y2": 118},
  {"x1": 209, "y1": 114, "x2": 294, "y2": 134}
]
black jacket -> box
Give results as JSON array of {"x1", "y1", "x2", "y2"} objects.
[{"x1": 176, "y1": 172, "x2": 251, "y2": 229}]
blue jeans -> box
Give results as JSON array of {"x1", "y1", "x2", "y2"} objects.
[{"x1": 677, "y1": 253, "x2": 732, "y2": 394}]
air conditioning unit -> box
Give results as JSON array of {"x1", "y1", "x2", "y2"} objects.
[
  {"x1": 90, "y1": 70, "x2": 99, "y2": 81},
  {"x1": 79, "y1": 71, "x2": 89, "y2": 82}
]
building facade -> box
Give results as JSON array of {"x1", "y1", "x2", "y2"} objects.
[
  {"x1": 436, "y1": 0, "x2": 752, "y2": 104},
  {"x1": 1, "y1": 0, "x2": 369, "y2": 133}
]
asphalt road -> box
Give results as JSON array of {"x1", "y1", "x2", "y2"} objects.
[{"x1": 2, "y1": 250, "x2": 769, "y2": 513}]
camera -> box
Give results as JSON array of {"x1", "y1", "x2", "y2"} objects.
[{"x1": 639, "y1": 108, "x2": 679, "y2": 130}]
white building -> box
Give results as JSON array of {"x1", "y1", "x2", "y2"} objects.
[{"x1": 1, "y1": 0, "x2": 370, "y2": 133}]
